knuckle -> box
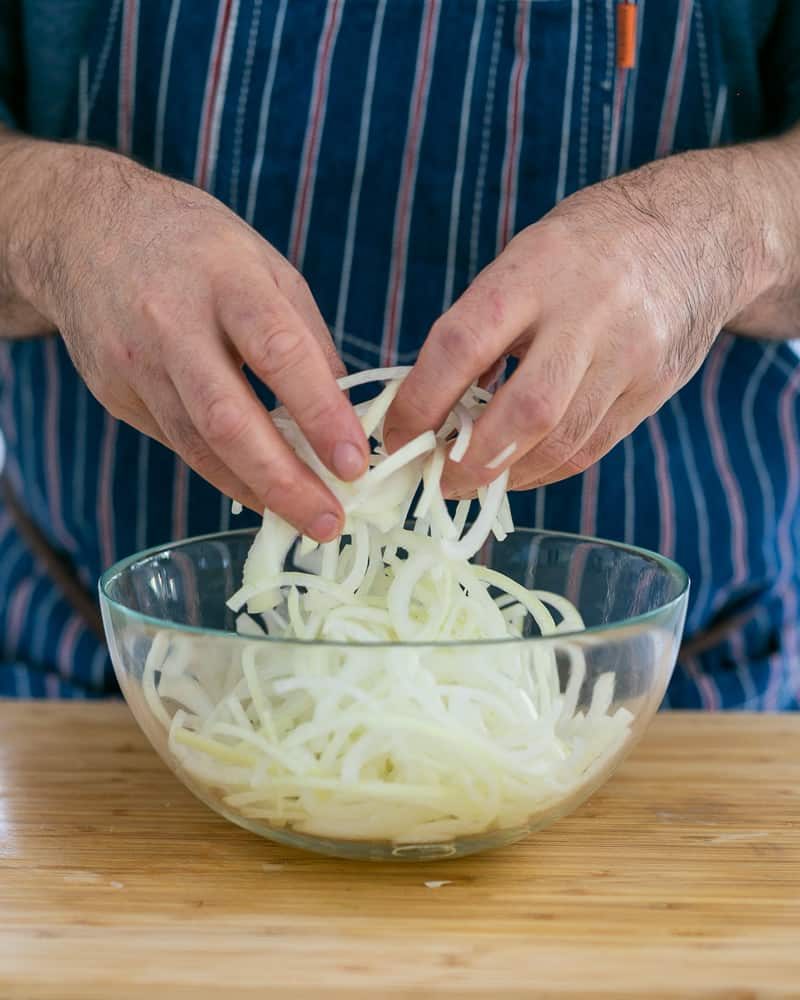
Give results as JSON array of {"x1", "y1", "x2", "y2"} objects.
[
  {"x1": 201, "y1": 393, "x2": 249, "y2": 447},
  {"x1": 539, "y1": 338, "x2": 580, "y2": 390},
  {"x1": 135, "y1": 290, "x2": 174, "y2": 331},
  {"x1": 565, "y1": 396, "x2": 598, "y2": 445},
  {"x1": 508, "y1": 390, "x2": 559, "y2": 435},
  {"x1": 104, "y1": 397, "x2": 128, "y2": 422},
  {"x1": 567, "y1": 426, "x2": 619, "y2": 477},
  {"x1": 300, "y1": 391, "x2": 346, "y2": 432},
  {"x1": 557, "y1": 454, "x2": 589, "y2": 480},
  {"x1": 251, "y1": 324, "x2": 303, "y2": 376},
  {"x1": 102, "y1": 385, "x2": 139, "y2": 422},
  {"x1": 595, "y1": 261, "x2": 632, "y2": 308},
  {"x1": 624, "y1": 332, "x2": 653, "y2": 372},
  {"x1": 180, "y1": 433, "x2": 212, "y2": 471},
  {"x1": 280, "y1": 268, "x2": 312, "y2": 303},
  {"x1": 430, "y1": 316, "x2": 489, "y2": 372},
  {"x1": 260, "y1": 465, "x2": 303, "y2": 510}
]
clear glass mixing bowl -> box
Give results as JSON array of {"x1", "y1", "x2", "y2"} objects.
[{"x1": 100, "y1": 528, "x2": 688, "y2": 861}]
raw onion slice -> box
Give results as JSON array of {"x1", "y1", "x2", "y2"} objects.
[{"x1": 151, "y1": 369, "x2": 632, "y2": 845}]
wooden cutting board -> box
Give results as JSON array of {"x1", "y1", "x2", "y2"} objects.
[{"x1": 0, "y1": 703, "x2": 798, "y2": 999}]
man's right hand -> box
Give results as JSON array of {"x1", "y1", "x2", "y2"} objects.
[{"x1": 0, "y1": 135, "x2": 368, "y2": 540}]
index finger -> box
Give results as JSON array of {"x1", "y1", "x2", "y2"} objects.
[
  {"x1": 170, "y1": 336, "x2": 346, "y2": 541},
  {"x1": 383, "y1": 250, "x2": 538, "y2": 451},
  {"x1": 219, "y1": 279, "x2": 369, "y2": 484}
]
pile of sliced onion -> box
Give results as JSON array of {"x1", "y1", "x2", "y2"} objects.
[{"x1": 143, "y1": 368, "x2": 632, "y2": 845}]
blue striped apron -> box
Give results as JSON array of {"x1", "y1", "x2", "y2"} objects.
[{"x1": 1, "y1": 0, "x2": 799, "y2": 709}]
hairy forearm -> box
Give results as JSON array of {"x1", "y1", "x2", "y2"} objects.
[
  {"x1": 605, "y1": 124, "x2": 800, "y2": 341},
  {"x1": 723, "y1": 124, "x2": 800, "y2": 338},
  {"x1": 0, "y1": 127, "x2": 122, "y2": 339},
  {"x1": 0, "y1": 126, "x2": 61, "y2": 336}
]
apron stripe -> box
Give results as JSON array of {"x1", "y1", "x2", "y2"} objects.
[
  {"x1": 599, "y1": 0, "x2": 615, "y2": 177},
  {"x1": 334, "y1": 0, "x2": 388, "y2": 341},
  {"x1": 742, "y1": 345, "x2": 779, "y2": 577},
  {"x1": 117, "y1": 0, "x2": 139, "y2": 155},
  {"x1": 772, "y1": 364, "x2": 800, "y2": 707},
  {"x1": 534, "y1": 485, "x2": 546, "y2": 529},
  {"x1": 646, "y1": 412, "x2": 675, "y2": 558},
  {"x1": 12, "y1": 666, "x2": 32, "y2": 699},
  {"x1": 606, "y1": 67, "x2": 626, "y2": 177},
  {"x1": 135, "y1": 436, "x2": 150, "y2": 552},
  {"x1": 656, "y1": 0, "x2": 693, "y2": 157},
  {"x1": 442, "y1": 0, "x2": 486, "y2": 309},
  {"x1": 230, "y1": 0, "x2": 265, "y2": 213},
  {"x1": 702, "y1": 337, "x2": 748, "y2": 595},
  {"x1": 0, "y1": 345, "x2": 16, "y2": 448},
  {"x1": 153, "y1": 0, "x2": 183, "y2": 171},
  {"x1": 710, "y1": 84, "x2": 728, "y2": 148},
  {"x1": 289, "y1": 0, "x2": 345, "y2": 270},
  {"x1": 71, "y1": 382, "x2": 89, "y2": 542},
  {"x1": 683, "y1": 651, "x2": 720, "y2": 710},
  {"x1": 577, "y1": 0, "x2": 595, "y2": 189},
  {"x1": 172, "y1": 462, "x2": 189, "y2": 542},
  {"x1": 44, "y1": 339, "x2": 78, "y2": 553},
  {"x1": 579, "y1": 460, "x2": 599, "y2": 537},
  {"x1": 31, "y1": 587, "x2": 60, "y2": 663},
  {"x1": 97, "y1": 412, "x2": 119, "y2": 569},
  {"x1": 244, "y1": 0, "x2": 289, "y2": 224},
  {"x1": 218, "y1": 489, "x2": 231, "y2": 533},
  {"x1": 468, "y1": 1, "x2": 505, "y2": 279},
  {"x1": 77, "y1": 55, "x2": 90, "y2": 142},
  {"x1": 7, "y1": 577, "x2": 35, "y2": 661},
  {"x1": 20, "y1": 350, "x2": 46, "y2": 522},
  {"x1": 382, "y1": 0, "x2": 442, "y2": 365},
  {"x1": 0, "y1": 542, "x2": 26, "y2": 610},
  {"x1": 555, "y1": 0, "x2": 580, "y2": 202},
  {"x1": 195, "y1": 0, "x2": 236, "y2": 190},
  {"x1": 57, "y1": 616, "x2": 83, "y2": 682},
  {"x1": 730, "y1": 621, "x2": 757, "y2": 707},
  {"x1": 90, "y1": 0, "x2": 124, "y2": 121},
  {"x1": 669, "y1": 392, "x2": 712, "y2": 632},
  {"x1": 620, "y1": 0, "x2": 645, "y2": 171},
  {"x1": 206, "y1": 0, "x2": 242, "y2": 194},
  {"x1": 497, "y1": 1, "x2": 531, "y2": 251},
  {"x1": 692, "y1": 1, "x2": 713, "y2": 140},
  {"x1": 622, "y1": 433, "x2": 635, "y2": 543}
]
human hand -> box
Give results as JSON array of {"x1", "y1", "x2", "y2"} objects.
[
  {"x1": 10, "y1": 144, "x2": 367, "y2": 540},
  {"x1": 385, "y1": 149, "x2": 783, "y2": 496}
]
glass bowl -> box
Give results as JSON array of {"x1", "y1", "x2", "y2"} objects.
[{"x1": 100, "y1": 527, "x2": 688, "y2": 861}]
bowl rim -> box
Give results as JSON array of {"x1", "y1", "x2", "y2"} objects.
[{"x1": 98, "y1": 526, "x2": 690, "y2": 649}]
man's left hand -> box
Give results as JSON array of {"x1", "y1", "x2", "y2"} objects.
[{"x1": 385, "y1": 137, "x2": 799, "y2": 496}]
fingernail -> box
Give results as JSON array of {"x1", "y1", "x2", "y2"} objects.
[
  {"x1": 308, "y1": 511, "x2": 341, "y2": 542},
  {"x1": 384, "y1": 428, "x2": 407, "y2": 454},
  {"x1": 332, "y1": 441, "x2": 366, "y2": 480}
]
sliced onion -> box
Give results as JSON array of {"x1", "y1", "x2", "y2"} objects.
[{"x1": 145, "y1": 369, "x2": 631, "y2": 846}]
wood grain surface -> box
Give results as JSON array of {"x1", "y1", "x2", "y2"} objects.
[{"x1": 0, "y1": 702, "x2": 798, "y2": 999}]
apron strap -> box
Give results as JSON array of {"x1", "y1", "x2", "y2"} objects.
[{"x1": 0, "y1": 475, "x2": 105, "y2": 642}]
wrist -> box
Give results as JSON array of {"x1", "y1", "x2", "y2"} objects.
[
  {"x1": 607, "y1": 137, "x2": 799, "y2": 334},
  {"x1": 1, "y1": 137, "x2": 122, "y2": 329},
  {"x1": 728, "y1": 132, "x2": 800, "y2": 331},
  {"x1": 2, "y1": 138, "x2": 79, "y2": 325}
]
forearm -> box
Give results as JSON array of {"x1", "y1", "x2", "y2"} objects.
[
  {"x1": 605, "y1": 124, "x2": 800, "y2": 342},
  {"x1": 0, "y1": 126, "x2": 76, "y2": 338},
  {"x1": 723, "y1": 124, "x2": 800, "y2": 338}
]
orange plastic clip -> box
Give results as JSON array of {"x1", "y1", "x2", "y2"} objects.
[{"x1": 616, "y1": 1, "x2": 638, "y2": 70}]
